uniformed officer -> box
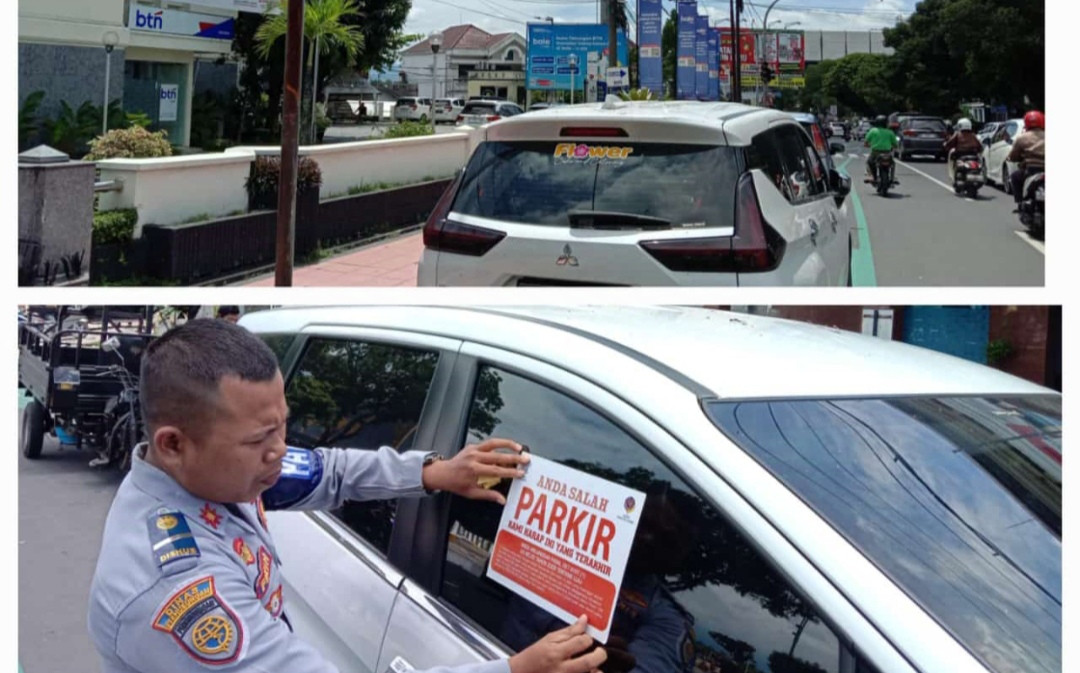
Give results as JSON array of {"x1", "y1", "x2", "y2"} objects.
[{"x1": 88, "y1": 319, "x2": 608, "y2": 673}]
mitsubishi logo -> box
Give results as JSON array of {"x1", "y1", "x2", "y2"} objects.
[{"x1": 556, "y1": 244, "x2": 578, "y2": 266}]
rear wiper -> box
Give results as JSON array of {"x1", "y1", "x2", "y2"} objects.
[{"x1": 568, "y1": 210, "x2": 672, "y2": 230}]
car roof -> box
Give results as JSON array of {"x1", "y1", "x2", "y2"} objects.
[
  {"x1": 240, "y1": 306, "x2": 1052, "y2": 399},
  {"x1": 786, "y1": 112, "x2": 818, "y2": 124},
  {"x1": 484, "y1": 100, "x2": 797, "y2": 145}
]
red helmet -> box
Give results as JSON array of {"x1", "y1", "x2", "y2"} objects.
[{"x1": 1023, "y1": 110, "x2": 1044, "y2": 129}]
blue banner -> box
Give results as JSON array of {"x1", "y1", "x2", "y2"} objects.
[
  {"x1": 707, "y1": 27, "x2": 719, "y2": 100},
  {"x1": 695, "y1": 14, "x2": 708, "y2": 99},
  {"x1": 676, "y1": 2, "x2": 696, "y2": 99},
  {"x1": 636, "y1": 0, "x2": 663, "y2": 96},
  {"x1": 527, "y1": 23, "x2": 630, "y2": 91}
]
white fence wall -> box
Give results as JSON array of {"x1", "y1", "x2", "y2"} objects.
[{"x1": 96, "y1": 130, "x2": 479, "y2": 236}]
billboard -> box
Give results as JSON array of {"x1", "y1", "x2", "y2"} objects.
[
  {"x1": 676, "y1": 2, "x2": 696, "y2": 99},
  {"x1": 720, "y1": 28, "x2": 805, "y2": 93},
  {"x1": 636, "y1": 0, "x2": 663, "y2": 95},
  {"x1": 129, "y1": 3, "x2": 236, "y2": 39},
  {"x1": 695, "y1": 14, "x2": 708, "y2": 100},
  {"x1": 527, "y1": 23, "x2": 630, "y2": 91},
  {"x1": 708, "y1": 28, "x2": 720, "y2": 101}
]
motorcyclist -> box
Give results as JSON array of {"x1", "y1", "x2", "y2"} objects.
[
  {"x1": 1007, "y1": 110, "x2": 1045, "y2": 207},
  {"x1": 944, "y1": 118, "x2": 983, "y2": 181},
  {"x1": 864, "y1": 115, "x2": 899, "y2": 182}
]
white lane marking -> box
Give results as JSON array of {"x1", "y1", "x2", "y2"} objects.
[
  {"x1": 1014, "y1": 230, "x2": 1045, "y2": 255},
  {"x1": 895, "y1": 158, "x2": 955, "y2": 193}
]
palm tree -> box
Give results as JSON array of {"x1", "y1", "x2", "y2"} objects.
[{"x1": 255, "y1": 0, "x2": 365, "y2": 143}]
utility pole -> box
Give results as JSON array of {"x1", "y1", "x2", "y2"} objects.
[
  {"x1": 733, "y1": 0, "x2": 742, "y2": 101},
  {"x1": 275, "y1": 0, "x2": 304, "y2": 286},
  {"x1": 604, "y1": 0, "x2": 619, "y2": 68}
]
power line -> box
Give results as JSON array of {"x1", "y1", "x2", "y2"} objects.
[{"x1": 424, "y1": 0, "x2": 527, "y2": 25}]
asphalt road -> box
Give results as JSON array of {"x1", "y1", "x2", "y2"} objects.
[
  {"x1": 834, "y1": 140, "x2": 1044, "y2": 286},
  {"x1": 19, "y1": 391, "x2": 123, "y2": 673}
]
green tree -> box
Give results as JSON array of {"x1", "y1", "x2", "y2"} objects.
[
  {"x1": 820, "y1": 53, "x2": 903, "y2": 117},
  {"x1": 662, "y1": 10, "x2": 678, "y2": 99},
  {"x1": 884, "y1": 0, "x2": 1043, "y2": 114},
  {"x1": 314, "y1": 0, "x2": 420, "y2": 98},
  {"x1": 255, "y1": 0, "x2": 365, "y2": 143}
]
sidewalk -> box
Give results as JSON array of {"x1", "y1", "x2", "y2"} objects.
[{"x1": 244, "y1": 232, "x2": 422, "y2": 286}]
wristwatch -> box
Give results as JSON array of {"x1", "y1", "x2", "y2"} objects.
[{"x1": 422, "y1": 452, "x2": 444, "y2": 494}]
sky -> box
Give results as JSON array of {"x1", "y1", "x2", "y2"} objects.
[{"x1": 401, "y1": 0, "x2": 919, "y2": 41}]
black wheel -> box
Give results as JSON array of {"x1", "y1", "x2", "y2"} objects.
[
  {"x1": 21, "y1": 400, "x2": 46, "y2": 459},
  {"x1": 1002, "y1": 164, "x2": 1012, "y2": 194}
]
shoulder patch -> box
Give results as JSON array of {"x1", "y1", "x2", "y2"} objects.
[
  {"x1": 152, "y1": 576, "x2": 245, "y2": 666},
  {"x1": 261, "y1": 447, "x2": 324, "y2": 511},
  {"x1": 254, "y1": 547, "x2": 273, "y2": 599},
  {"x1": 147, "y1": 510, "x2": 200, "y2": 573}
]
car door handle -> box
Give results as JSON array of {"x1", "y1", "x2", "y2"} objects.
[
  {"x1": 829, "y1": 212, "x2": 838, "y2": 232},
  {"x1": 809, "y1": 220, "x2": 819, "y2": 245}
]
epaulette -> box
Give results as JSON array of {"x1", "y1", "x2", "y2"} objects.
[{"x1": 147, "y1": 509, "x2": 201, "y2": 575}]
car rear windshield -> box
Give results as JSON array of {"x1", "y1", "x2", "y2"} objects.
[
  {"x1": 907, "y1": 118, "x2": 946, "y2": 132},
  {"x1": 451, "y1": 140, "x2": 741, "y2": 228},
  {"x1": 396, "y1": 98, "x2": 416, "y2": 105},
  {"x1": 706, "y1": 395, "x2": 1061, "y2": 673},
  {"x1": 461, "y1": 102, "x2": 497, "y2": 115}
]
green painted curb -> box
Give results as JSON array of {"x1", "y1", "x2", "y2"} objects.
[{"x1": 838, "y1": 157, "x2": 877, "y2": 287}]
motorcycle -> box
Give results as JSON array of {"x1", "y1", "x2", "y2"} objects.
[
  {"x1": 951, "y1": 154, "x2": 985, "y2": 197},
  {"x1": 867, "y1": 152, "x2": 897, "y2": 196},
  {"x1": 90, "y1": 336, "x2": 142, "y2": 472},
  {"x1": 1017, "y1": 171, "x2": 1045, "y2": 240}
]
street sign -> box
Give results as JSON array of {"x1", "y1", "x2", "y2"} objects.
[{"x1": 605, "y1": 67, "x2": 628, "y2": 88}]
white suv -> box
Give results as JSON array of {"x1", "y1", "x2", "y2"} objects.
[
  {"x1": 239, "y1": 305, "x2": 1061, "y2": 673},
  {"x1": 418, "y1": 100, "x2": 854, "y2": 286},
  {"x1": 434, "y1": 97, "x2": 466, "y2": 124},
  {"x1": 393, "y1": 97, "x2": 432, "y2": 122}
]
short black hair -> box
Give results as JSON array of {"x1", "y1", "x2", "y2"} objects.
[
  {"x1": 217, "y1": 305, "x2": 240, "y2": 318},
  {"x1": 140, "y1": 319, "x2": 279, "y2": 437}
]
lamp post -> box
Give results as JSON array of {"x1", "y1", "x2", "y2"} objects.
[
  {"x1": 101, "y1": 31, "x2": 119, "y2": 135},
  {"x1": 568, "y1": 52, "x2": 578, "y2": 105},
  {"x1": 430, "y1": 30, "x2": 442, "y2": 132}
]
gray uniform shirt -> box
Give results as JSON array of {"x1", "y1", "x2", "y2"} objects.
[{"x1": 88, "y1": 445, "x2": 512, "y2": 673}]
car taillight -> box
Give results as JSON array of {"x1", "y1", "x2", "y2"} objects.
[
  {"x1": 456, "y1": 115, "x2": 464, "y2": 123},
  {"x1": 411, "y1": 104, "x2": 417, "y2": 110},
  {"x1": 639, "y1": 172, "x2": 785, "y2": 273},
  {"x1": 903, "y1": 130, "x2": 916, "y2": 136},
  {"x1": 486, "y1": 115, "x2": 500, "y2": 122},
  {"x1": 424, "y1": 218, "x2": 505, "y2": 256},
  {"x1": 422, "y1": 175, "x2": 505, "y2": 255}
]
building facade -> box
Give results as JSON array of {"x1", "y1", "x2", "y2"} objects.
[
  {"x1": 400, "y1": 25, "x2": 526, "y2": 102},
  {"x1": 19, "y1": 0, "x2": 257, "y2": 148}
]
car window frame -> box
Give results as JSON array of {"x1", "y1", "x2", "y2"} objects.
[
  {"x1": 276, "y1": 326, "x2": 464, "y2": 565},
  {"x1": 772, "y1": 122, "x2": 829, "y2": 203},
  {"x1": 396, "y1": 343, "x2": 916, "y2": 673}
]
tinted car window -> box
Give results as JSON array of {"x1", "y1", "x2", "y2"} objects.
[
  {"x1": 284, "y1": 338, "x2": 439, "y2": 554},
  {"x1": 776, "y1": 125, "x2": 826, "y2": 199},
  {"x1": 396, "y1": 98, "x2": 415, "y2": 106},
  {"x1": 440, "y1": 366, "x2": 848, "y2": 673},
  {"x1": 906, "y1": 118, "x2": 946, "y2": 132},
  {"x1": 258, "y1": 334, "x2": 295, "y2": 365},
  {"x1": 707, "y1": 396, "x2": 1062, "y2": 673},
  {"x1": 747, "y1": 130, "x2": 793, "y2": 202},
  {"x1": 453, "y1": 141, "x2": 740, "y2": 228},
  {"x1": 462, "y1": 102, "x2": 497, "y2": 115}
]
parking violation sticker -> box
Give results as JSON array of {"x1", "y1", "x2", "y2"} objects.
[{"x1": 486, "y1": 455, "x2": 646, "y2": 642}]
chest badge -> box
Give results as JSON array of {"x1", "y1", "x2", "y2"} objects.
[{"x1": 233, "y1": 537, "x2": 255, "y2": 565}]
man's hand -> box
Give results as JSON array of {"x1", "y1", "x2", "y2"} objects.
[
  {"x1": 422, "y1": 438, "x2": 529, "y2": 505},
  {"x1": 509, "y1": 615, "x2": 607, "y2": 673}
]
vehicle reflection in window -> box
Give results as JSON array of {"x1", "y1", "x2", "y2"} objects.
[
  {"x1": 707, "y1": 396, "x2": 1061, "y2": 673},
  {"x1": 441, "y1": 366, "x2": 843, "y2": 673},
  {"x1": 284, "y1": 338, "x2": 439, "y2": 555}
]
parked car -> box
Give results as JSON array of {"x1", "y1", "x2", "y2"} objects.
[
  {"x1": 455, "y1": 100, "x2": 525, "y2": 127},
  {"x1": 239, "y1": 304, "x2": 1062, "y2": 673},
  {"x1": 976, "y1": 121, "x2": 1001, "y2": 147},
  {"x1": 433, "y1": 97, "x2": 466, "y2": 124},
  {"x1": 983, "y1": 118, "x2": 1027, "y2": 193},
  {"x1": 422, "y1": 101, "x2": 854, "y2": 287},
  {"x1": 852, "y1": 121, "x2": 872, "y2": 141},
  {"x1": 393, "y1": 97, "x2": 433, "y2": 123},
  {"x1": 897, "y1": 116, "x2": 948, "y2": 161}
]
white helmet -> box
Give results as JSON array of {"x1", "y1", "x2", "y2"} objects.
[{"x1": 956, "y1": 118, "x2": 972, "y2": 131}]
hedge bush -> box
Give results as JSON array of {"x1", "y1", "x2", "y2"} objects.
[
  {"x1": 84, "y1": 126, "x2": 172, "y2": 161},
  {"x1": 93, "y1": 209, "x2": 138, "y2": 245},
  {"x1": 246, "y1": 156, "x2": 322, "y2": 208}
]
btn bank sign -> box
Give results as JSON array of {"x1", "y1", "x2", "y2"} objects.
[{"x1": 129, "y1": 3, "x2": 236, "y2": 40}]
